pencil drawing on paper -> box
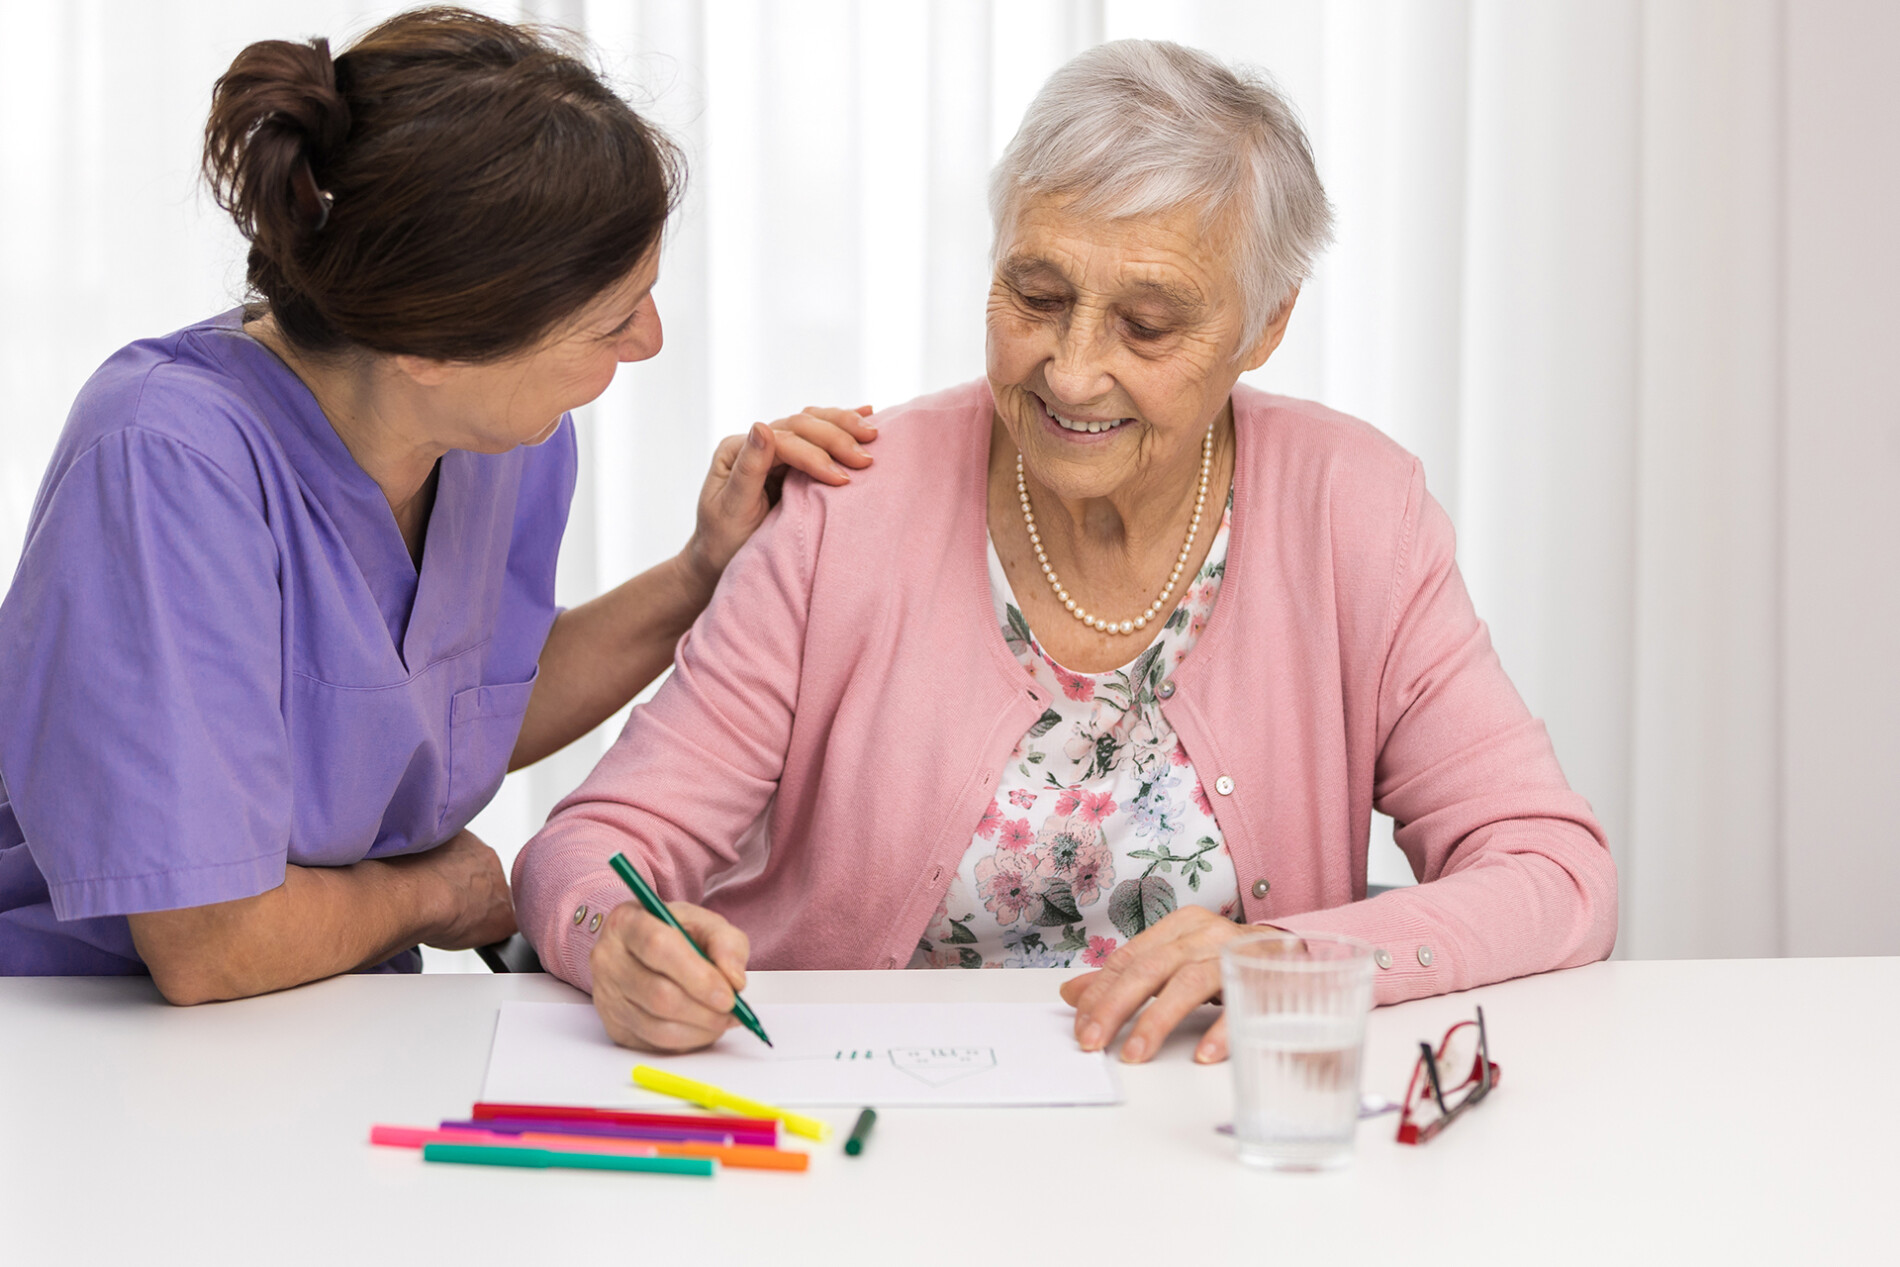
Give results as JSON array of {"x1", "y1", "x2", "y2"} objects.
[{"x1": 888, "y1": 1047, "x2": 997, "y2": 1087}]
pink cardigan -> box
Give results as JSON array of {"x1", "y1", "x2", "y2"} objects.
[{"x1": 514, "y1": 381, "x2": 1615, "y2": 1005}]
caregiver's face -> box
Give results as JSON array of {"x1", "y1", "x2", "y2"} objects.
[
  {"x1": 422, "y1": 243, "x2": 664, "y2": 453},
  {"x1": 985, "y1": 194, "x2": 1257, "y2": 501}
]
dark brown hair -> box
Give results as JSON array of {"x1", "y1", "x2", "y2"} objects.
[{"x1": 203, "y1": 6, "x2": 683, "y2": 361}]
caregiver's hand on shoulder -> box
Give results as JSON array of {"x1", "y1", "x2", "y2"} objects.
[
  {"x1": 590, "y1": 899, "x2": 751, "y2": 1053},
  {"x1": 1060, "y1": 908, "x2": 1287, "y2": 1065},
  {"x1": 683, "y1": 405, "x2": 877, "y2": 588},
  {"x1": 404, "y1": 828, "x2": 516, "y2": 951}
]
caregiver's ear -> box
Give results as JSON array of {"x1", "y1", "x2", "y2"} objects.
[{"x1": 393, "y1": 354, "x2": 455, "y2": 387}]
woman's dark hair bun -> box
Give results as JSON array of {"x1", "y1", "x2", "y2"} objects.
[
  {"x1": 200, "y1": 7, "x2": 682, "y2": 362},
  {"x1": 204, "y1": 36, "x2": 351, "y2": 254}
]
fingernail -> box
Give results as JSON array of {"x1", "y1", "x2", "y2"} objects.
[
  {"x1": 851, "y1": 443, "x2": 867, "y2": 457},
  {"x1": 1120, "y1": 1036, "x2": 1147, "y2": 1063},
  {"x1": 829, "y1": 463, "x2": 851, "y2": 480},
  {"x1": 747, "y1": 426, "x2": 769, "y2": 449},
  {"x1": 1195, "y1": 1042, "x2": 1217, "y2": 1063},
  {"x1": 1079, "y1": 1021, "x2": 1103, "y2": 1050}
]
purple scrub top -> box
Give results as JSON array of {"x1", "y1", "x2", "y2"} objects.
[{"x1": 0, "y1": 311, "x2": 575, "y2": 974}]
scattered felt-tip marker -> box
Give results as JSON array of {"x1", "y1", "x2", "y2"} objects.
[{"x1": 844, "y1": 1108, "x2": 878, "y2": 1156}]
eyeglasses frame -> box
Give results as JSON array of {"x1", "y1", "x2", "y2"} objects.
[{"x1": 1396, "y1": 1005, "x2": 1500, "y2": 1146}]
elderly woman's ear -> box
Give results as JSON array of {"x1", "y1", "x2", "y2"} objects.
[{"x1": 1240, "y1": 288, "x2": 1301, "y2": 372}]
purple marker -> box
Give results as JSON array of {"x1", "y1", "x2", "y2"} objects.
[{"x1": 444, "y1": 1117, "x2": 775, "y2": 1148}]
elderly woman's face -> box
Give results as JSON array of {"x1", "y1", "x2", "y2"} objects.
[{"x1": 986, "y1": 194, "x2": 1272, "y2": 502}]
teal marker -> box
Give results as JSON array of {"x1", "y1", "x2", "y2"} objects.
[
  {"x1": 422, "y1": 1142, "x2": 714, "y2": 1176},
  {"x1": 607, "y1": 852, "x2": 773, "y2": 1048}
]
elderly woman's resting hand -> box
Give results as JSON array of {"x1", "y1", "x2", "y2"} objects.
[
  {"x1": 684, "y1": 405, "x2": 876, "y2": 590},
  {"x1": 590, "y1": 898, "x2": 752, "y2": 1053},
  {"x1": 1060, "y1": 908, "x2": 1293, "y2": 1064}
]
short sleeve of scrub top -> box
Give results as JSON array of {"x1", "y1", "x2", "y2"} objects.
[{"x1": 0, "y1": 311, "x2": 576, "y2": 974}]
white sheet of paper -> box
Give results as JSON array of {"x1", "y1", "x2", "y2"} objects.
[{"x1": 482, "y1": 1001, "x2": 1122, "y2": 1108}]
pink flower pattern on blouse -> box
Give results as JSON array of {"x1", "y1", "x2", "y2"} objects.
[
  {"x1": 997, "y1": 818, "x2": 1036, "y2": 852},
  {"x1": 910, "y1": 490, "x2": 1243, "y2": 970}
]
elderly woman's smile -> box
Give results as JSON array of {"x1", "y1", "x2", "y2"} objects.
[{"x1": 1037, "y1": 394, "x2": 1130, "y2": 437}]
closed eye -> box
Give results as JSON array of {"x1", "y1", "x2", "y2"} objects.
[{"x1": 601, "y1": 294, "x2": 652, "y2": 339}]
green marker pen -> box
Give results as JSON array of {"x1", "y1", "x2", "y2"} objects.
[
  {"x1": 607, "y1": 852, "x2": 773, "y2": 1048},
  {"x1": 844, "y1": 1108, "x2": 878, "y2": 1156}
]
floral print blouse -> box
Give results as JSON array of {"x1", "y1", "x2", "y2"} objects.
[{"x1": 910, "y1": 490, "x2": 1241, "y2": 970}]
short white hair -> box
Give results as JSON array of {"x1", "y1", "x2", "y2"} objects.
[{"x1": 989, "y1": 39, "x2": 1333, "y2": 349}]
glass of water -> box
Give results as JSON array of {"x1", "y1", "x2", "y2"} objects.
[{"x1": 1220, "y1": 931, "x2": 1376, "y2": 1171}]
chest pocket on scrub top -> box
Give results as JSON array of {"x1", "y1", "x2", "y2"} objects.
[{"x1": 442, "y1": 668, "x2": 538, "y2": 834}]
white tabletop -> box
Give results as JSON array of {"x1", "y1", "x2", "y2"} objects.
[{"x1": 3, "y1": 958, "x2": 1893, "y2": 1265}]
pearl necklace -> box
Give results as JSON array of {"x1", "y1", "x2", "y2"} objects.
[{"x1": 1016, "y1": 422, "x2": 1215, "y2": 636}]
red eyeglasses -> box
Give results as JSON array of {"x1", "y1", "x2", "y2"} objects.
[{"x1": 1396, "y1": 1006, "x2": 1501, "y2": 1145}]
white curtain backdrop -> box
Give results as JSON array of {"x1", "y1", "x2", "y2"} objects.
[{"x1": 2, "y1": 0, "x2": 1862, "y2": 965}]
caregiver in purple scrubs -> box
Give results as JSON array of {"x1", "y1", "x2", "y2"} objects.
[{"x1": 0, "y1": 9, "x2": 872, "y2": 1000}]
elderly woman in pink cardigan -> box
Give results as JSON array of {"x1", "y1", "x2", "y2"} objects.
[{"x1": 514, "y1": 40, "x2": 1616, "y2": 1065}]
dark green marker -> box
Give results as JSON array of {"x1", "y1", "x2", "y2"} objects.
[
  {"x1": 607, "y1": 851, "x2": 773, "y2": 1048},
  {"x1": 844, "y1": 1108, "x2": 878, "y2": 1156}
]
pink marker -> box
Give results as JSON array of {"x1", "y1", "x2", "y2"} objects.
[
  {"x1": 369, "y1": 1124, "x2": 659, "y2": 1157},
  {"x1": 370, "y1": 1125, "x2": 498, "y2": 1149}
]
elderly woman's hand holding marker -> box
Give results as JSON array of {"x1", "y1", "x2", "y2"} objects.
[
  {"x1": 517, "y1": 40, "x2": 1616, "y2": 1052},
  {"x1": 588, "y1": 853, "x2": 771, "y2": 1053},
  {"x1": 591, "y1": 899, "x2": 753, "y2": 1053}
]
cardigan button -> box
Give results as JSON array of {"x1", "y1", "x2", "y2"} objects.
[
  {"x1": 1374, "y1": 948, "x2": 1393, "y2": 970},
  {"x1": 572, "y1": 905, "x2": 588, "y2": 925},
  {"x1": 1214, "y1": 775, "x2": 1235, "y2": 796},
  {"x1": 1157, "y1": 680, "x2": 1176, "y2": 700},
  {"x1": 1250, "y1": 878, "x2": 1271, "y2": 899},
  {"x1": 1417, "y1": 945, "x2": 1435, "y2": 967},
  {"x1": 588, "y1": 912, "x2": 602, "y2": 934}
]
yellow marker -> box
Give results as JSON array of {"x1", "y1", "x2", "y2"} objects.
[{"x1": 633, "y1": 1065, "x2": 833, "y2": 1142}]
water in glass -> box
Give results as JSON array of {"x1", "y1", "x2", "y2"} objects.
[{"x1": 1229, "y1": 1011, "x2": 1364, "y2": 1170}]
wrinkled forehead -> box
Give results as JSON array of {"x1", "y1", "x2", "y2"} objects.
[{"x1": 995, "y1": 193, "x2": 1245, "y2": 314}]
